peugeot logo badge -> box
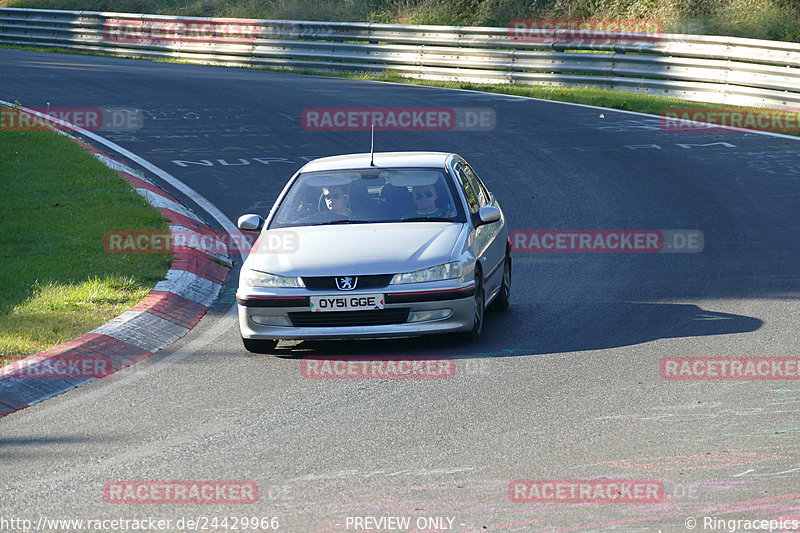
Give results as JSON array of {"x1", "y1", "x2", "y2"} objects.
[{"x1": 335, "y1": 276, "x2": 358, "y2": 291}]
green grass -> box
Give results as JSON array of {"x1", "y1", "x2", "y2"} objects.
[
  {"x1": 2, "y1": 0, "x2": 800, "y2": 42},
  {"x1": 342, "y1": 70, "x2": 720, "y2": 115},
  {"x1": 0, "y1": 111, "x2": 172, "y2": 365}
]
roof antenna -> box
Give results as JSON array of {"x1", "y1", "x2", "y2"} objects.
[{"x1": 369, "y1": 122, "x2": 375, "y2": 167}]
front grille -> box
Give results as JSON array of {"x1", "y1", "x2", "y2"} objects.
[
  {"x1": 289, "y1": 309, "x2": 410, "y2": 327},
  {"x1": 301, "y1": 275, "x2": 393, "y2": 290}
]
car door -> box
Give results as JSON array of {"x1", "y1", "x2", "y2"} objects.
[
  {"x1": 453, "y1": 159, "x2": 505, "y2": 295},
  {"x1": 463, "y1": 162, "x2": 506, "y2": 295}
]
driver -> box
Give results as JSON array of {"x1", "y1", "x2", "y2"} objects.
[{"x1": 321, "y1": 185, "x2": 351, "y2": 218}]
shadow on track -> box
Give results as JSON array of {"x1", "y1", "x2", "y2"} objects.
[{"x1": 263, "y1": 302, "x2": 761, "y2": 359}]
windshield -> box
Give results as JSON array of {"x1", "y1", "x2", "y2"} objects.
[{"x1": 268, "y1": 167, "x2": 466, "y2": 229}]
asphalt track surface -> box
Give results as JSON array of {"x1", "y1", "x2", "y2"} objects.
[{"x1": 1, "y1": 49, "x2": 799, "y2": 532}]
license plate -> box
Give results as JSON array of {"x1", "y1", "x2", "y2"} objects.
[{"x1": 310, "y1": 294, "x2": 385, "y2": 312}]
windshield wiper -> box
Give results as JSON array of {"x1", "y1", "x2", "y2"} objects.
[
  {"x1": 401, "y1": 217, "x2": 453, "y2": 222},
  {"x1": 314, "y1": 219, "x2": 373, "y2": 225}
]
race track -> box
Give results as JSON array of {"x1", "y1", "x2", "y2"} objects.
[{"x1": 1, "y1": 49, "x2": 799, "y2": 532}]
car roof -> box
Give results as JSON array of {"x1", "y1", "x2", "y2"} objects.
[{"x1": 299, "y1": 152, "x2": 454, "y2": 173}]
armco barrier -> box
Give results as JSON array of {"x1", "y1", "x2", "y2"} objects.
[{"x1": 2, "y1": 8, "x2": 800, "y2": 109}]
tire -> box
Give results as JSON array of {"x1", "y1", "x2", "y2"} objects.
[
  {"x1": 464, "y1": 268, "x2": 484, "y2": 341},
  {"x1": 489, "y1": 249, "x2": 511, "y2": 312},
  {"x1": 242, "y1": 337, "x2": 278, "y2": 354}
]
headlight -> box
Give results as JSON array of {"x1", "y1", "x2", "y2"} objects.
[
  {"x1": 390, "y1": 262, "x2": 463, "y2": 285},
  {"x1": 242, "y1": 270, "x2": 305, "y2": 288}
]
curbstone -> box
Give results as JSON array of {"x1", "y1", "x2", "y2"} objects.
[{"x1": 0, "y1": 127, "x2": 231, "y2": 418}]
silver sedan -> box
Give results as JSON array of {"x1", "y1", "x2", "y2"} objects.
[{"x1": 235, "y1": 151, "x2": 510, "y2": 352}]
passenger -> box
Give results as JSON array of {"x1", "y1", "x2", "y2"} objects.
[{"x1": 402, "y1": 184, "x2": 454, "y2": 219}]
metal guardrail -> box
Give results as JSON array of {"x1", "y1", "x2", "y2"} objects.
[{"x1": 3, "y1": 7, "x2": 800, "y2": 109}]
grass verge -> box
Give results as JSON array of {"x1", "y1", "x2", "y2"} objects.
[
  {"x1": 333, "y1": 70, "x2": 729, "y2": 116},
  {"x1": 0, "y1": 110, "x2": 172, "y2": 366}
]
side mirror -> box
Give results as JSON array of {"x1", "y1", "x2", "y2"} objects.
[
  {"x1": 237, "y1": 214, "x2": 264, "y2": 231},
  {"x1": 476, "y1": 206, "x2": 501, "y2": 226}
]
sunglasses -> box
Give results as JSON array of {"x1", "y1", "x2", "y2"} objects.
[
  {"x1": 414, "y1": 190, "x2": 434, "y2": 200},
  {"x1": 323, "y1": 192, "x2": 345, "y2": 200}
]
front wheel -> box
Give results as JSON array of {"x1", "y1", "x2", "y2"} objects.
[
  {"x1": 242, "y1": 337, "x2": 278, "y2": 354},
  {"x1": 489, "y1": 249, "x2": 511, "y2": 312},
  {"x1": 463, "y1": 269, "x2": 484, "y2": 341}
]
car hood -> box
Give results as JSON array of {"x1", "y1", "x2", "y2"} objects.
[{"x1": 244, "y1": 222, "x2": 463, "y2": 277}]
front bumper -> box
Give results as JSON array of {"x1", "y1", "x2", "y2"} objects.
[{"x1": 237, "y1": 283, "x2": 476, "y2": 340}]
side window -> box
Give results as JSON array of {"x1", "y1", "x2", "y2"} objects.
[
  {"x1": 462, "y1": 164, "x2": 490, "y2": 207},
  {"x1": 455, "y1": 165, "x2": 480, "y2": 214}
]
